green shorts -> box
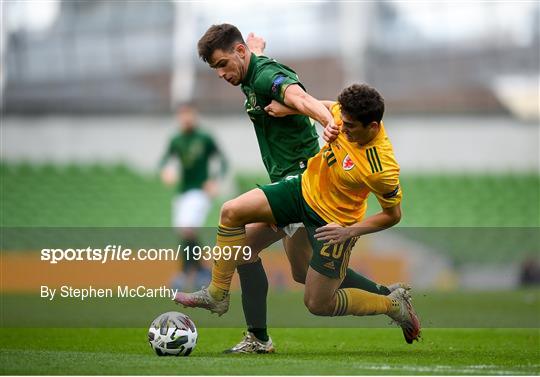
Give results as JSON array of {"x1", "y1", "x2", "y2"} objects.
[{"x1": 259, "y1": 174, "x2": 357, "y2": 279}]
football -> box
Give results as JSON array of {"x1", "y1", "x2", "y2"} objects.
[{"x1": 148, "y1": 311, "x2": 198, "y2": 356}]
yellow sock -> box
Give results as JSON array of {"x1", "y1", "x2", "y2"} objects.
[
  {"x1": 333, "y1": 288, "x2": 396, "y2": 316},
  {"x1": 208, "y1": 224, "x2": 246, "y2": 300}
]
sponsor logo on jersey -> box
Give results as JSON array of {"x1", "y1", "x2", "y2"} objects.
[
  {"x1": 323, "y1": 261, "x2": 335, "y2": 270},
  {"x1": 342, "y1": 154, "x2": 355, "y2": 170},
  {"x1": 271, "y1": 75, "x2": 286, "y2": 95}
]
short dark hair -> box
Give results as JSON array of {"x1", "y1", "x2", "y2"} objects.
[
  {"x1": 338, "y1": 84, "x2": 385, "y2": 126},
  {"x1": 197, "y1": 24, "x2": 246, "y2": 63}
]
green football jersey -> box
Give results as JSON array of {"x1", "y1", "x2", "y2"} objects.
[
  {"x1": 161, "y1": 129, "x2": 225, "y2": 193},
  {"x1": 241, "y1": 53, "x2": 320, "y2": 182}
]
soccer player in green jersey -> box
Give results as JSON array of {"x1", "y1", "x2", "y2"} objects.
[
  {"x1": 175, "y1": 24, "x2": 405, "y2": 353},
  {"x1": 161, "y1": 103, "x2": 227, "y2": 291}
]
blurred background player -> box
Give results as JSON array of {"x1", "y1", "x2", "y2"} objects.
[{"x1": 160, "y1": 103, "x2": 228, "y2": 291}]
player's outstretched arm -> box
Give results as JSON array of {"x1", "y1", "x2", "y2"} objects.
[
  {"x1": 281, "y1": 85, "x2": 339, "y2": 142},
  {"x1": 264, "y1": 100, "x2": 300, "y2": 117},
  {"x1": 314, "y1": 204, "x2": 401, "y2": 245},
  {"x1": 264, "y1": 99, "x2": 335, "y2": 117},
  {"x1": 246, "y1": 32, "x2": 266, "y2": 56},
  {"x1": 158, "y1": 141, "x2": 177, "y2": 186},
  {"x1": 320, "y1": 100, "x2": 336, "y2": 110}
]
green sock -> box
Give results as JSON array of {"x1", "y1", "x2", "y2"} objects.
[
  {"x1": 237, "y1": 259, "x2": 269, "y2": 342},
  {"x1": 339, "y1": 268, "x2": 391, "y2": 295}
]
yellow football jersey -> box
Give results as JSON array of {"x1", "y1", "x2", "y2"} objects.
[{"x1": 301, "y1": 103, "x2": 402, "y2": 226}]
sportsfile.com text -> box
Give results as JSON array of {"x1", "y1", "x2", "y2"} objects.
[{"x1": 40, "y1": 245, "x2": 252, "y2": 264}]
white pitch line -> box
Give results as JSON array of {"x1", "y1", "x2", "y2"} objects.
[{"x1": 352, "y1": 363, "x2": 540, "y2": 375}]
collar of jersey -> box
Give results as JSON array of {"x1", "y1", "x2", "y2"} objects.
[{"x1": 242, "y1": 53, "x2": 258, "y2": 85}]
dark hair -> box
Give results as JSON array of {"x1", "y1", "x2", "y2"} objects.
[
  {"x1": 197, "y1": 24, "x2": 246, "y2": 63},
  {"x1": 337, "y1": 84, "x2": 385, "y2": 126}
]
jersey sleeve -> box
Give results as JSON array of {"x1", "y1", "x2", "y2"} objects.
[
  {"x1": 253, "y1": 66, "x2": 301, "y2": 104},
  {"x1": 205, "y1": 134, "x2": 228, "y2": 177},
  {"x1": 364, "y1": 169, "x2": 402, "y2": 208},
  {"x1": 205, "y1": 134, "x2": 218, "y2": 154}
]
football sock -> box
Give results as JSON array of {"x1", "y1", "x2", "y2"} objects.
[
  {"x1": 249, "y1": 328, "x2": 269, "y2": 343},
  {"x1": 339, "y1": 268, "x2": 391, "y2": 295},
  {"x1": 237, "y1": 259, "x2": 269, "y2": 342},
  {"x1": 208, "y1": 224, "x2": 246, "y2": 301},
  {"x1": 332, "y1": 288, "x2": 397, "y2": 316}
]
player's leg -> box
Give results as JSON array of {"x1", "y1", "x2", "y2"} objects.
[
  {"x1": 174, "y1": 188, "x2": 278, "y2": 314},
  {"x1": 230, "y1": 223, "x2": 400, "y2": 353},
  {"x1": 283, "y1": 226, "x2": 311, "y2": 284},
  {"x1": 208, "y1": 188, "x2": 277, "y2": 301},
  {"x1": 182, "y1": 190, "x2": 213, "y2": 288},
  {"x1": 175, "y1": 176, "x2": 305, "y2": 315},
  {"x1": 170, "y1": 191, "x2": 210, "y2": 290},
  {"x1": 305, "y1": 235, "x2": 421, "y2": 343},
  {"x1": 282, "y1": 227, "x2": 402, "y2": 294},
  {"x1": 226, "y1": 223, "x2": 285, "y2": 352},
  {"x1": 244, "y1": 223, "x2": 287, "y2": 259},
  {"x1": 304, "y1": 265, "x2": 393, "y2": 316},
  {"x1": 340, "y1": 268, "x2": 393, "y2": 294}
]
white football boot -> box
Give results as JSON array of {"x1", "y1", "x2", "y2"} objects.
[
  {"x1": 387, "y1": 287, "x2": 421, "y2": 344},
  {"x1": 388, "y1": 282, "x2": 412, "y2": 292},
  {"x1": 223, "y1": 332, "x2": 275, "y2": 354}
]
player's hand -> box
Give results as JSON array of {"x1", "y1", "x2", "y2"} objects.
[
  {"x1": 203, "y1": 179, "x2": 219, "y2": 198},
  {"x1": 264, "y1": 100, "x2": 294, "y2": 117},
  {"x1": 246, "y1": 32, "x2": 266, "y2": 56},
  {"x1": 314, "y1": 223, "x2": 355, "y2": 245},
  {"x1": 160, "y1": 167, "x2": 177, "y2": 186},
  {"x1": 323, "y1": 121, "x2": 340, "y2": 143}
]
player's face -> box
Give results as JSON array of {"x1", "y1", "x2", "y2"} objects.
[
  {"x1": 341, "y1": 112, "x2": 379, "y2": 144},
  {"x1": 177, "y1": 106, "x2": 196, "y2": 131},
  {"x1": 208, "y1": 45, "x2": 248, "y2": 86}
]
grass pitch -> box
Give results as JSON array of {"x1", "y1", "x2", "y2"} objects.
[
  {"x1": 0, "y1": 328, "x2": 538, "y2": 375},
  {"x1": 1, "y1": 290, "x2": 539, "y2": 375}
]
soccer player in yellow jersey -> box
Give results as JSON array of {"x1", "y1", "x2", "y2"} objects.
[{"x1": 176, "y1": 84, "x2": 421, "y2": 343}]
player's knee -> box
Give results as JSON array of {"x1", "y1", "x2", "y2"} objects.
[
  {"x1": 291, "y1": 270, "x2": 306, "y2": 284},
  {"x1": 236, "y1": 252, "x2": 259, "y2": 265},
  {"x1": 219, "y1": 200, "x2": 242, "y2": 227},
  {"x1": 304, "y1": 295, "x2": 332, "y2": 316}
]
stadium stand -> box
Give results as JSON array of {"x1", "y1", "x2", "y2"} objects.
[{"x1": 2, "y1": 163, "x2": 537, "y2": 265}]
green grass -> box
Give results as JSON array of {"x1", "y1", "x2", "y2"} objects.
[
  {"x1": 2, "y1": 290, "x2": 539, "y2": 328},
  {"x1": 1, "y1": 291, "x2": 539, "y2": 374},
  {"x1": 0, "y1": 328, "x2": 538, "y2": 375}
]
